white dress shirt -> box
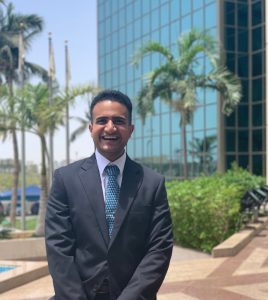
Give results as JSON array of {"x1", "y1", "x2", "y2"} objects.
[{"x1": 95, "y1": 149, "x2": 126, "y2": 201}]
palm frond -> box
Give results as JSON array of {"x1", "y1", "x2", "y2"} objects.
[
  {"x1": 135, "y1": 85, "x2": 155, "y2": 123},
  {"x1": 134, "y1": 28, "x2": 241, "y2": 129},
  {"x1": 206, "y1": 66, "x2": 242, "y2": 115},
  {"x1": 24, "y1": 61, "x2": 48, "y2": 82},
  {"x1": 132, "y1": 41, "x2": 174, "y2": 66},
  {"x1": 0, "y1": 44, "x2": 13, "y2": 71},
  {"x1": 177, "y1": 29, "x2": 218, "y2": 74},
  {"x1": 70, "y1": 123, "x2": 88, "y2": 142},
  {"x1": 147, "y1": 61, "x2": 180, "y2": 85}
]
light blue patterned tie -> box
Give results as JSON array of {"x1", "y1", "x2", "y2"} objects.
[{"x1": 105, "y1": 165, "x2": 120, "y2": 238}]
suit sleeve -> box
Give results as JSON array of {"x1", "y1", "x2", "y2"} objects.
[
  {"x1": 118, "y1": 176, "x2": 173, "y2": 300},
  {"x1": 45, "y1": 169, "x2": 88, "y2": 300}
]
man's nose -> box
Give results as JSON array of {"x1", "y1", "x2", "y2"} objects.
[{"x1": 105, "y1": 120, "x2": 116, "y2": 131}]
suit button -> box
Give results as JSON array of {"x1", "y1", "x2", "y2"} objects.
[{"x1": 92, "y1": 285, "x2": 98, "y2": 293}]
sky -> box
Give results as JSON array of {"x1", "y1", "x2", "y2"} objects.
[{"x1": 0, "y1": 0, "x2": 97, "y2": 165}]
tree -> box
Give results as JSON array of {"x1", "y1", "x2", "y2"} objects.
[
  {"x1": 21, "y1": 83, "x2": 59, "y2": 236},
  {"x1": 70, "y1": 103, "x2": 91, "y2": 143},
  {"x1": 0, "y1": 3, "x2": 45, "y2": 226},
  {"x1": 21, "y1": 83, "x2": 97, "y2": 236},
  {"x1": 189, "y1": 135, "x2": 217, "y2": 175},
  {"x1": 0, "y1": 3, "x2": 47, "y2": 83},
  {"x1": 133, "y1": 28, "x2": 241, "y2": 178},
  {"x1": 69, "y1": 87, "x2": 99, "y2": 143},
  {"x1": 0, "y1": 83, "x2": 21, "y2": 227}
]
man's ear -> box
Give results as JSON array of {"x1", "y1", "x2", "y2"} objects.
[{"x1": 89, "y1": 123, "x2": 93, "y2": 133}]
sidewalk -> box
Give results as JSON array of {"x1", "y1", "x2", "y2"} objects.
[
  {"x1": 1, "y1": 227, "x2": 268, "y2": 299},
  {"x1": 159, "y1": 226, "x2": 268, "y2": 300}
]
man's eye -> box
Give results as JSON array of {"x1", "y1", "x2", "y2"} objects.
[
  {"x1": 113, "y1": 118, "x2": 126, "y2": 125},
  {"x1": 96, "y1": 118, "x2": 107, "y2": 124}
]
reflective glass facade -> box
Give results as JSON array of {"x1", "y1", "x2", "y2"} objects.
[
  {"x1": 223, "y1": 0, "x2": 265, "y2": 175},
  {"x1": 97, "y1": 0, "x2": 266, "y2": 178}
]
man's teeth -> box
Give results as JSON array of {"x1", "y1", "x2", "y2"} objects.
[{"x1": 103, "y1": 136, "x2": 117, "y2": 140}]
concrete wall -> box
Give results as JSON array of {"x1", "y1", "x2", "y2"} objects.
[{"x1": 0, "y1": 237, "x2": 46, "y2": 260}]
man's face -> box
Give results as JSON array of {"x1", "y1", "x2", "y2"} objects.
[{"x1": 89, "y1": 100, "x2": 134, "y2": 161}]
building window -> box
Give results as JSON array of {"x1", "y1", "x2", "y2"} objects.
[
  {"x1": 252, "y1": 129, "x2": 263, "y2": 152},
  {"x1": 252, "y1": 78, "x2": 263, "y2": 102},
  {"x1": 252, "y1": 52, "x2": 263, "y2": 76},
  {"x1": 252, "y1": 103, "x2": 263, "y2": 126},
  {"x1": 224, "y1": 1, "x2": 235, "y2": 25},
  {"x1": 226, "y1": 130, "x2": 236, "y2": 152},
  {"x1": 237, "y1": 3, "x2": 248, "y2": 27},
  {"x1": 238, "y1": 130, "x2": 249, "y2": 152},
  {"x1": 238, "y1": 105, "x2": 248, "y2": 127},
  {"x1": 252, "y1": 1, "x2": 263, "y2": 26},
  {"x1": 252, "y1": 26, "x2": 262, "y2": 51}
]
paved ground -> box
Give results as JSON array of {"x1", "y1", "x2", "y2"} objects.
[
  {"x1": 1, "y1": 227, "x2": 268, "y2": 299},
  {"x1": 159, "y1": 227, "x2": 268, "y2": 300}
]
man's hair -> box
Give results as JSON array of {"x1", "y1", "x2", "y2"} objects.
[{"x1": 90, "y1": 89, "x2": 132, "y2": 124}]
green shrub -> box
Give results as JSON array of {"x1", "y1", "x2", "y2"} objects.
[
  {"x1": 0, "y1": 227, "x2": 11, "y2": 239},
  {"x1": 223, "y1": 163, "x2": 264, "y2": 191},
  {"x1": 167, "y1": 164, "x2": 265, "y2": 253},
  {"x1": 0, "y1": 214, "x2": 4, "y2": 225},
  {"x1": 0, "y1": 171, "x2": 40, "y2": 191}
]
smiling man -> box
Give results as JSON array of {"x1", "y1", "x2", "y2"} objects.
[
  {"x1": 89, "y1": 96, "x2": 134, "y2": 162},
  {"x1": 45, "y1": 90, "x2": 173, "y2": 300}
]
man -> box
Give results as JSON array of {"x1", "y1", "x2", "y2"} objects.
[{"x1": 45, "y1": 90, "x2": 173, "y2": 300}]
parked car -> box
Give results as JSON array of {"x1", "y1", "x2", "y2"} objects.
[
  {"x1": 0, "y1": 201, "x2": 4, "y2": 217},
  {"x1": 30, "y1": 202, "x2": 39, "y2": 215},
  {"x1": 6, "y1": 202, "x2": 21, "y2": 216}
]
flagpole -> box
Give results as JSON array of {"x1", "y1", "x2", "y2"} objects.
[
  {"x1": 48, "y1": 32, "x2": 55, "y2": 185},
  {"x1": 19, "y1": 22, "x2": 26, "y2": 230},
  {"x1": 266, "y1": 2, "x2": 268, "y2": 183},
  {"x1": 65, "y1": 40, "x2": 70, "y2": 165}
]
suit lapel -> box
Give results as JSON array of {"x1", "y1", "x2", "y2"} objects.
[
  {"x1": 78, "y1": 154, "x2": 110, "y2": 246},
  {"x1": 110, "y1": 156, "x2": 143, "y2": 245}
]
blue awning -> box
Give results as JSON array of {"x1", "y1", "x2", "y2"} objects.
[{"x1": 0, "y1": 185, "x2": 40, "y2": 201}]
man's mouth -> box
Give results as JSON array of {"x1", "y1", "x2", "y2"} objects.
[{"x1": 102, "y1": 135, "x2": 118, "y2": 141}]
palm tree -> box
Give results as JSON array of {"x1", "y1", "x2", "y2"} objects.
[
  {"x1": 189, "y1": 135, "x2": 217, "y2": 175},
  {"x1": 69, "y1": 87, "x2": 100, "y2": 143},
  {"x1": 0, "y1": 3, "x2": 45, "y2": 226},
  {"x1": 70, "y1": 103, "x2": 91, "y2": 143},
  {"x1": 21, "y1": 83, "x2": 59, "y2": 236},
  {"x1": 133, "y1": 28, "x2": 241, "y2": 178},
  {"x1": 0, "y1": 83, "x2": 21, "y2": 227},
  {"x1": 0, "y1": 83, "x2": 11, "y2": 140},
  {"x1": 0, "y1": 4, "x2": 46, "y2": 82},
  {"x1": 21, "y1": 83, "x2": 97, "y2": 236}
]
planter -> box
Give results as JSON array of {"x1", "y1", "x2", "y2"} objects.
[{"x1": 0, "y1": 237, "x2": 46, "y2": 260}]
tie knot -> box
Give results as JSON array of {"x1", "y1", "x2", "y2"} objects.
[{"x1": 105, "y1": 165, "x2": 120, "y2": 177}]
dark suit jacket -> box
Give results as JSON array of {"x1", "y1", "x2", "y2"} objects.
[{"x1": 45, "y1": 154, "x2": 173, "y2": 300}]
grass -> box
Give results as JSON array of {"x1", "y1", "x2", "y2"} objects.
[
  {"x1": 15, "y1": 216, "x2": 37, "y2": 230},
  {"x1": 1, "y1": 216, "x2": 37, "y2": 231}
]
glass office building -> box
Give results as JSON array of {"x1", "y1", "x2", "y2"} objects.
[{"x1": 97, "y1": 0, "x2": 266, "y2": 178}]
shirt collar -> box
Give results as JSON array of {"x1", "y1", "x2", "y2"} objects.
[{"x1": 95, "y1": 149, "x2": 126, "y2": 176}]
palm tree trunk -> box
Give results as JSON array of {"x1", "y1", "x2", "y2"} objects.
[
  {"x1": 10, "y1": 128, "x2": 19, "y2": 227},
  {"x1": 34, "y1": 135, "x2": 48, "y2": 236},
  {"x1": 7, "y1": 78, "x2": 19, "y2": 228},
  {"x1": 181, "y1": 114, "x2": 189, "y2": 179}
]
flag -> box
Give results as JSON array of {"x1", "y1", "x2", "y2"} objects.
[
  {"x1": 49, "y1": 33, "x2": 56, "y2": 80},
  {"x1": 65, "y1": 40, "x2": 71, "y2": 85},
  {"x1": 18, "y1": 30, "x2": 24, "y2": 76}
]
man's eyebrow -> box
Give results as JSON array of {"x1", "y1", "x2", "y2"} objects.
[
  {"x1": 112, "y1": 116, "x2": 127, "y2": 119},
  {"x1": 95, "y1": 116, "x2": 107, "y2": 119},
  {"x1": 95, "y1": 116, "x2": 127, "y2": 119}
]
